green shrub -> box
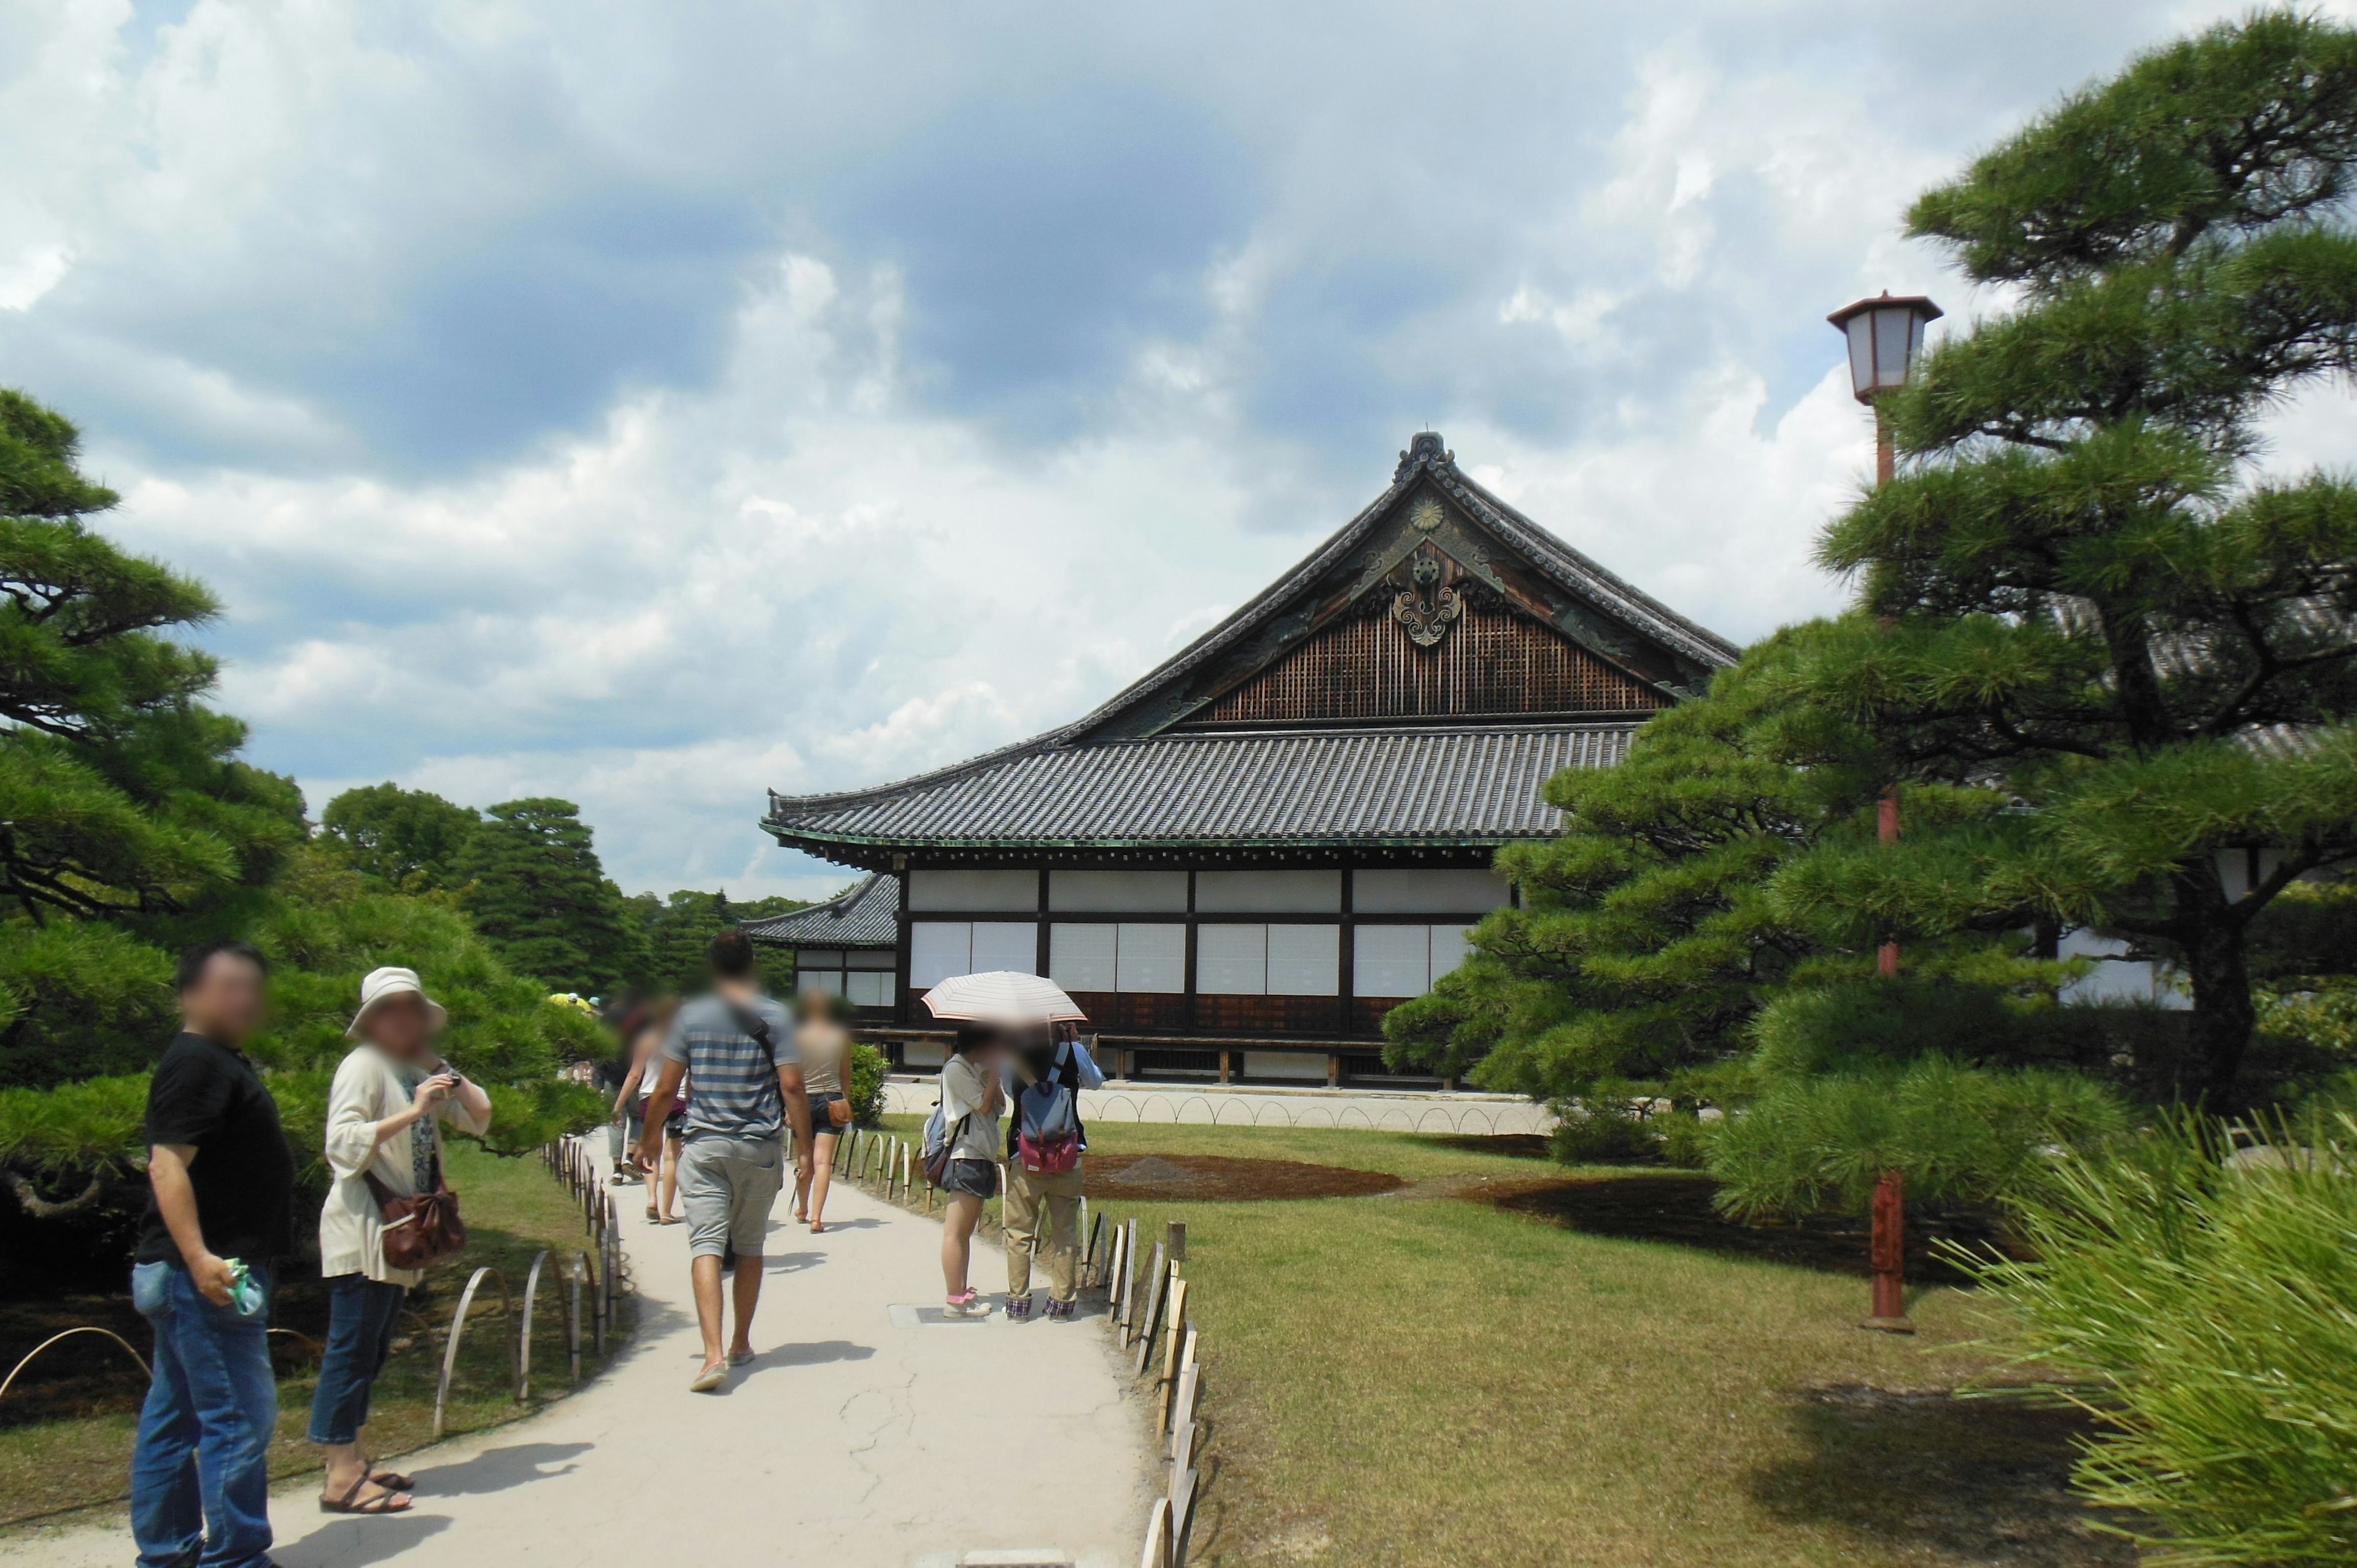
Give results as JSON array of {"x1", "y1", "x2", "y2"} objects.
[
  {"x1": 1968, "y1": 1108, "x2": 2357, "y2": 1564},
  {"x1": 1547, "y1": 1093, "x2": 1658, "y2": 1164},
  {"x1": 1655, "y1": 1108, "x2": 1712, "y2": 1170},
  {"x1": 848, "y1": 1041, "x2": 889, "y2": 1127}
]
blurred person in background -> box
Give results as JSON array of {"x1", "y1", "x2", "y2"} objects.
[{"x1": 791, "y1": 989, "x2": 854, "y2": 1232}]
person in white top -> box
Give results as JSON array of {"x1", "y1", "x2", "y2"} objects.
[
  {"x1": 936, "y1": 1027, "x2": 1006, "y2": 1318},
  {"x1": 311, "y1": 967, "x2": 490, "y2": 1515}
]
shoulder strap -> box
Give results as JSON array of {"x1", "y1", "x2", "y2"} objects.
[{"x1": 724, "y1": 1001, "x2": 778, "y2": 1070}]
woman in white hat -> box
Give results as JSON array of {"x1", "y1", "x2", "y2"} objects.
[{"x1": 310, "y1": 967, "x2": 491, "y2": 1514}]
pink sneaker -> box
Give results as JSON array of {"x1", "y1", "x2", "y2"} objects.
[{"x1": 942, "y1": 1290, "x2": 986, "y2": 1319}]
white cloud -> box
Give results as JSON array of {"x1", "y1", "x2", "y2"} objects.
[{"x1": 2, "y1": 0, "x2": 2326, "y2": 901}]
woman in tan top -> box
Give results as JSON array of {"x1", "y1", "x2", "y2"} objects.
[{"x1": 791, "y1": 989, "x2": 853, "y2": 1232}]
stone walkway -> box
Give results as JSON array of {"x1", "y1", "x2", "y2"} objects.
[{"x1": 9, "y1": 1159, "x2": 1150, "y2": 1568}]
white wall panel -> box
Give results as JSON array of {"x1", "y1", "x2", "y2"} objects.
[
  {"x1": 1049, "y1": 870, "x2": 1188, "y2": 911},
  {"x1": 1352, "y1": 868, "x2": 1512, "y2": 914},
  {"x1": 1430, "y1": 924, "x2": 1475, "y2": 981},
  {"x1": 1116, "y1": 922, "x2": 1186, "y2": 994},
  {"x1": 907, "y1": 868, "x2": 1039, "y2": 911},
  {"x1": 1267, "y1": 924, "x2": 1341, "y2": 996},
  {"x1": 1353, "y1": 925, "x2": 1430, "y2": 996},
  {"x1": 908, "y1": 922, "x2": 972, "y2": 987},
  {"x1": 1049, "y1": 924, "x2": 1118, "y2": 992},
  {"x1": 969, "y1": 922, "x2": 1039, "y2": 975},
  {"x1": 1243, "y1": 1051, "x2": 1328, "y2": 1081},
  {"x1": 1194, "y1": 870, "x2": 1342, "y2": 913},
  {"x1": 1196, "y1": 924, "x2": 1266, "y2": 995}
]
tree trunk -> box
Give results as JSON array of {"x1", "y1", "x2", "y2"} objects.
[{"x1": 2178, "y1": 906, "x2": 2257, "y2": 1111}]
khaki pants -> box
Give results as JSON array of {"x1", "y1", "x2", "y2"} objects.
[{"x1": 1004, "y1": 1163, "x2": 1085, "y2": 1302}]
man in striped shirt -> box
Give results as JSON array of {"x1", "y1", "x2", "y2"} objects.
[{"x1": 635, "y1": 930, "x2": 809, "y2": 1391}]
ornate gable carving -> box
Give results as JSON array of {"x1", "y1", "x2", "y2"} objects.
[{"x1": 1186, "y1": 552, "x2": 1666, "y2": 727}]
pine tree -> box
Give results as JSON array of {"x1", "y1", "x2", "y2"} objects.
[
  {"x1": 0, "y1": 389, "x2": 304, "y2": 1083},
  {"x1": 1784, "y1": 12, "x2": 2357, "y2": 1108},
  {"x1": 453, "y1": 798, "x2": 648, "y2": 996},
  {"x1": 1384, "y1": 635, "x2": 1876, "y2": 1107},
  {"x1": 632, "y1": 888, "x2": 804, "y2": 997}
]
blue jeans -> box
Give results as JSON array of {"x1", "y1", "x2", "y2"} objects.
[
  {"x1": 130, "y1": 1259, "x2": 277, "y2": 1568},
  {"x1": 306, "y1": 1275, "x2": 406, "y2": 1446}
]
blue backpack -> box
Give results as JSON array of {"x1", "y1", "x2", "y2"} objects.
[{"x1": 1010, "y1": 1046, "x2": 1085, "y2": 1174}]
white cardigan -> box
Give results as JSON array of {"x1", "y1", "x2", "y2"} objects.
[{"x1": 319, "y1": 1043, "x2": 490, "y2": 1285}]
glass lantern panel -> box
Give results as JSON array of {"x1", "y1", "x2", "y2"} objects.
[
  {"x1": 1845, "y1": 314, "x2": 1876, "y2": 398},
  {"x1": 1873, "y1": 306, "x2": 1914, "y2": 383}
]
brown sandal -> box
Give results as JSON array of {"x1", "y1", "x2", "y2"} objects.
[
  {"x1": 320, "y1": 1475, "x2": 412, "y2": 1514},
  {"x1": 369, "y1": 1469, "x2": 414, "y2": 1492}
]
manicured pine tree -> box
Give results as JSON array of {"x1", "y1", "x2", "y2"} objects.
[
  {"x1": 0, "y1": 389, "x2": 304, "y2": 1084},
  {"x1": 1382, "y1": 633, "x2": 1879, "y2": 1135},
  {"x1": 453, "y1": 797, "x2": 649, "y2": 997},
  {"x1": 1779, "y1": 12, "x2": 2357, "y2": 1109}
]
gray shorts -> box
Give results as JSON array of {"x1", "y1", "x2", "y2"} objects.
[{"x1": 678, "y1": 1134, "x2": 785, "y2": 1260}]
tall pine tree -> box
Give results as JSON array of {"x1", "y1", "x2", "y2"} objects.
[
  {"x1": 1781, "y1": 12, "x2": 2357, "y2": 1108},
  {"x1": 0, "y1": 389, "x2": 304, "y2": 1083},
  {"x1": 454, "y1": 798, "x2": 647, "y2": 995}
]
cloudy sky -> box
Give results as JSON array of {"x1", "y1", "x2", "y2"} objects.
[{"x1": 4, "y1": 0, "x2": 2351, "y2": 900}]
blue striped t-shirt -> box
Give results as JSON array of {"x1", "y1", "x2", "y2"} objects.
[{"x1": 660, "y1": 994, "x2": 797, "y2": 1141}]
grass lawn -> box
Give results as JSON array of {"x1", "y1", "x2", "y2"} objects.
[
  {"x1": 878, "y1": 1111, "x2": 2127, "y2": 1568},
  {"x1": 0, "y1": 1141, "x2": 632, "y2": 1530}
]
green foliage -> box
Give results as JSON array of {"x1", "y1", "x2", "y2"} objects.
[
  {"x1": 1967, "y1": 1106, "x2": 2357, "y2": 1563},
  {"x1": 0, "y1": 920, "x2": 178, "y2": 1086},
  {"x1": 846, "y1": 1040, "x2": 889, "y2": 1127},
  {"x1": 0, "y1": 388, "x2": 305, "y2": 1083},
  {"x1": 629, "y1": 886, "x2": 802, "y2": 995},
  {"x1": 0, "y1": 1073, "x2": 148, "y2": 1178},
  {"x1": 452, "y1": 797, "x2": 648, "y2": 995},
  {"x1": 1384, "y1": 633, "x2": 1879, "y2": 1100},
  {"x1": 0, "y1": 391, "x2": 304, "y2": 919},
  {"x1": 1707, "y1": 1056, "x2": 2129, "y2": 1221},
  {"x1": 1786, "y1": 13, "x2": 2357, "y2": 1106},
  {"x1": 317, "y1": 782, "x2": 480, "y2": 890},
  {"x1": 1546, "y1": 1092, "x2": 1660, "y2": 1164}
]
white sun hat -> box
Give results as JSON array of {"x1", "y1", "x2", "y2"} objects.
[
  {"x1": 347, "y1": 965, "x2": 451, "y2": 1038},
  {"x1": 921, "y1": 971, "x2": 1087, "y2": 1025}
]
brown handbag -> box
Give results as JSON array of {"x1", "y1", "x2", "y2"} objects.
[
  {"x1": 827, "y1": 1097, "x2": 854, "y2": 1127},
  {"x1": 363, "y1": 1147, "x2": 466, "y2": 1270}
]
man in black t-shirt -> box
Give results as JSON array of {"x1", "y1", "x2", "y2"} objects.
[{"x1": 130, "y1": 939, "x2": 291, "y2": 1568}]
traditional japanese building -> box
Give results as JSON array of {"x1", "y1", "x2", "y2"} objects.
[{"x1": 753, "y1": 431, "x2": 1737, "y2": 1084}]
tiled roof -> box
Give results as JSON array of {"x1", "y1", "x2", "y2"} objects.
[
  {"x1": 762, "y1": 724, "x2": 1633, "y2": 859},
  {"x1": 740, "y1": 873, "x2": 900, "y2": 948}
]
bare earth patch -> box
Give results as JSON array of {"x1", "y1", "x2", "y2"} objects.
[
  {"x1": 1484, "y1": 1172, "x2": 2007, "y2": 1281},
  {"x1": 1086, "y1": 1152, "x2": 1404, "y2": 1202}
]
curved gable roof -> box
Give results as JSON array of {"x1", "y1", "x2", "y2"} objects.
[{"x1": 762, "y1": 432, "x2": 1736, "y2": 860}]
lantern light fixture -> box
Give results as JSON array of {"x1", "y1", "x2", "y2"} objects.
[{"x1": 1826, "y1": 291, "x2": 1942, "y2": 404}]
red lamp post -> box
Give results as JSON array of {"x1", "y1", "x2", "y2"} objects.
[{"x1": 1829, "y1": 288, "x2": 1941, "y2": 1334}]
